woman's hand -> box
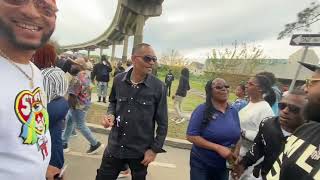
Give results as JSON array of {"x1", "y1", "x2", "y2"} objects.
[{"x1": 216, "y1": 145, "x2": 237, "y2": 162}]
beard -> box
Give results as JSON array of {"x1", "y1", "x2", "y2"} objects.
[
  {"x1": 303, "y1": 99, "x2": 320, "y2": 123},
  {"x1": 0, "y1": 16, "x2": 54, "y2": 50}
]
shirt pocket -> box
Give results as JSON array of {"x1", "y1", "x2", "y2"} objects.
[
  {"x1": 135, "y1": 98, "x2": 155, "y2": 121},
  {"x1": 116, "y1": 96, "x2": 128, "y2": 113}
]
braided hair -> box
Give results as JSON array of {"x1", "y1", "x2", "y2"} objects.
[{"x1": 255, "y1": 75, "x2": 276, "y2": 106}]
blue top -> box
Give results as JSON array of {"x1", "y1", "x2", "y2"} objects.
[
  {"x1": 47, "y1": 96, "x2": 69, "y2": 169},
  {"x1": 187, "y1": 104, "x2": 241, "y2": 169},
  {"x1": 231, "y1": 98, "x2": 248, "y2": 112}
]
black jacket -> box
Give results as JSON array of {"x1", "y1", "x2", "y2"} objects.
[
  {"x1": 91, "y1": 63, "x2": 112, "y2": 82},
  {"x1": 107, "y1": 69, "x2": 168, "y2": 159},
  {"x1": 175, "y1": 75, "x2": 190, "y2": 97},
  {"x1": 241, "y1": 117, "x2": 287, "y2": 178},
  {"x1": 266, "y1": 121, "x2": 320, "y2": 180},
  {"x1": 114, "y1": 66, "x2": 125, "y2": 77},
  {"x1": 165, "y1": 72, "x2": 174, "y2": 85}
]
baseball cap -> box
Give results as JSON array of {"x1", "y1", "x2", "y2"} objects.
[{"x1": 299, "y1": 61, "x2": 320, "y2": 72}]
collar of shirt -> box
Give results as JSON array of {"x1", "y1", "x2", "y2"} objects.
[
  {"x1": 121, "y1": 68, "x2": 152, "y2": 88},
  {"x1": 281, "y1": 127, "x2": 292, "y2": 137}
]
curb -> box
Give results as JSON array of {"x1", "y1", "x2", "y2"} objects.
[{"x1": 87, "y1": 123, "x2": 192, "y2": 150}]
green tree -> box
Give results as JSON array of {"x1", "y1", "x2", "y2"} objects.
[{"x1": 278, "y1": 1, "x2": 320, "y2": 39}]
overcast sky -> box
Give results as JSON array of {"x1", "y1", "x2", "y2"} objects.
[{"x1": 52, "y1": 0, "x2": 320, "y2": 62}]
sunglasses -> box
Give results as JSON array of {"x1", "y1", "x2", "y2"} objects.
[
  {"x1": 4, "y1": 0, "x2": 58, "y2": 17},
  {"x1": 135, "y1": 55, "x2": 157, "y2": 63},
  {"x1": 278, "y1": 102, "x2": 301, "y2": 114},
  {"x1": 246, "y1": 81, "x2": 258, "y2": 86},
  {"x1": 305, "y1": 78, "x2": 320, "y2": 87},
  {"x1": 213, "y1": 85, "x2": 230, "y2": 90}
]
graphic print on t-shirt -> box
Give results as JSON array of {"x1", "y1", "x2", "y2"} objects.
[{"x1": 14, "y1": 87, "x2": 49, "y2": 160}]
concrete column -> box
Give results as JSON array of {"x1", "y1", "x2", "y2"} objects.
[
  {"x1": 111, "y1": 42, "x2": 116, "y2": 62},
  {"x1": 99, "y1": 47, "x2": 104, "y2": 57},
  {"x1": 133, "y1": 15, "x2": 145, "y2": 46},
  {"x1": 87, "y1": 50, "x2": 90, "y2": 58},
  {"x1": 122, "y1": 35, "x2": 129, "y2": 62}
]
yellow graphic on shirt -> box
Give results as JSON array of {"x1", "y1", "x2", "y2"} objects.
[{"x1": 14, "y1": 88, "x2": 49, "y2": 160}]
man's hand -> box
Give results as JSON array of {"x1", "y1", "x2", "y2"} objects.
[
  {"x1": 141, "y1": 149, "x2": 157, "y2": 166},
  {"x1": 46, "y1": 165, "x2": 61, "y2": 180},
  {"x1": 101, "y1": 114, "x2": 114, "y2": 128},
  {"x1": 232, "y1": 159, "x2": 245, "y2": 180}
]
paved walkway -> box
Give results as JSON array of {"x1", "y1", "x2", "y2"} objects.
[{"x1": 64, "y1": 132, "x2": 190, "y2": 180}]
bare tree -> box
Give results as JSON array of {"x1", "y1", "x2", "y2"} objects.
[
  {"x1": 278, "y1": 1, "x2": 320, "y2": 39},
  {"x1": 205, "y1": 41, "x2": 266, "y2": 75},
  {"x1": 160, "y1": 49, "x2": 188, "y2": 66}
]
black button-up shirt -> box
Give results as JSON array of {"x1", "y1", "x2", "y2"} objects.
[{"x1": 107, "y1": 69, "x2": 168, "y2": 159}]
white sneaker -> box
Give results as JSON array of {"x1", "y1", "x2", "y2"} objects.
[
  {"x1": 175, "y1": 118, "x2": 186, "y2": 124},
  {"x1": 118, "y1": 170, "x2": 130, "y2": 178},
  {"x1": 63, "y1": 144, "x2": 70, "y2": 153}
]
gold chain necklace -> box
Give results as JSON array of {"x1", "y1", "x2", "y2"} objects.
[
  {"x1": 130, "y1": 72, "x2": 144, "y2": 88},
  {"x1": 0, "y1": 49, "x2": 34, "y2": 89}
]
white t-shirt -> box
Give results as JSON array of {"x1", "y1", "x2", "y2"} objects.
[
  {"x1": 239, "y1": 101, "x2": 274, "y2": 156},
  {"x1": 0, "y1": 57, "x2": 51, "y2": 180}
]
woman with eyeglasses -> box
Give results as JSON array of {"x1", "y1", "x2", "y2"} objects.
[
  {"x1": 236, "y1": 75, "x2": 275, "y2": 180},
  {"x1": 232, "y1": 89, "x2": 307, "y2": 180},
  {"x1": 186, "y1": 78, "x2": 241, "y2": 180}
]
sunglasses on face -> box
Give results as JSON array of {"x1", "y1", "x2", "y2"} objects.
[
  {"x1": 4, "y1": 0, "x2": 58, "y2": 17},
  {"x1": 246, "y1": 81, "x2": 258, "y2": 87},
  {"x1": 213, "y1": 85, "x2": 230, "y2": 90},
  {"x1": 135, "y1": 55, "x2": 157, "y2": 63},
  {"x1": 278, "y1": 102, "x2": 301, "y2": 114},
  {"x1": 305, "y1": 78, "x2": 320, "y2": 87}
]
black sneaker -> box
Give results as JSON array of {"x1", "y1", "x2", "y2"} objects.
[
  {"x1": 63, "y1": 144, "x2": 70, "y2": 153},
  {"x1": 87, "y1": 141, "x2": 103, "y2": 155}
]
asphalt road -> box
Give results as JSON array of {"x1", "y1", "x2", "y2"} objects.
[{"x1": 64, "y1": 132, "x2": 191, "y2": 180}]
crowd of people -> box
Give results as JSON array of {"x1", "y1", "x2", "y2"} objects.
[{"x1": 0, "y1": 1, "x2": 319, "y2": 180}]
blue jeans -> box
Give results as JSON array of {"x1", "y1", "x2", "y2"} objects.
[
  {"x1": 190, "y1": 165, "x2": 229, "y2": 180},
  {"x1": 62, "y1": 106, "x2": 98, "y2": 146},
  {"x1": 97, "y1": 81, "x2": 108, "y2": 98}
]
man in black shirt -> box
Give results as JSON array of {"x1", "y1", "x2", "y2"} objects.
[
  {"x1": 91, "y1": 55, "x2": 112, "y2": 103},
  {"x1": 164, "y1": 69, "x2": 174, "y2": 97},
  {"x1": 96, "y1": 43, "x2": 168, "y2": 180},
  {"x1": 233, "y1": 90, "x2": 307, "y2": 179},
  {"x1": 266, "y1": 62, "x2": 320, "y2": 180}
]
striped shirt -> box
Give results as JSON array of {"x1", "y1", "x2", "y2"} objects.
[{"x1": 41, "y1": 67, "x2": 69, "y2": 103}]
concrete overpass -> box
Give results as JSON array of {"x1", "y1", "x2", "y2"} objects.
[{"x1": 61, "y1": 0, "x2": 164, "y2": 62}]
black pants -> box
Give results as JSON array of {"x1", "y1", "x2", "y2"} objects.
[
  {"x1": 166, "y1": 83, "x2": 172, "y2": 97},
  {"x1": 96, "y1": 150, "x2": 147, "y2": 180}
]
